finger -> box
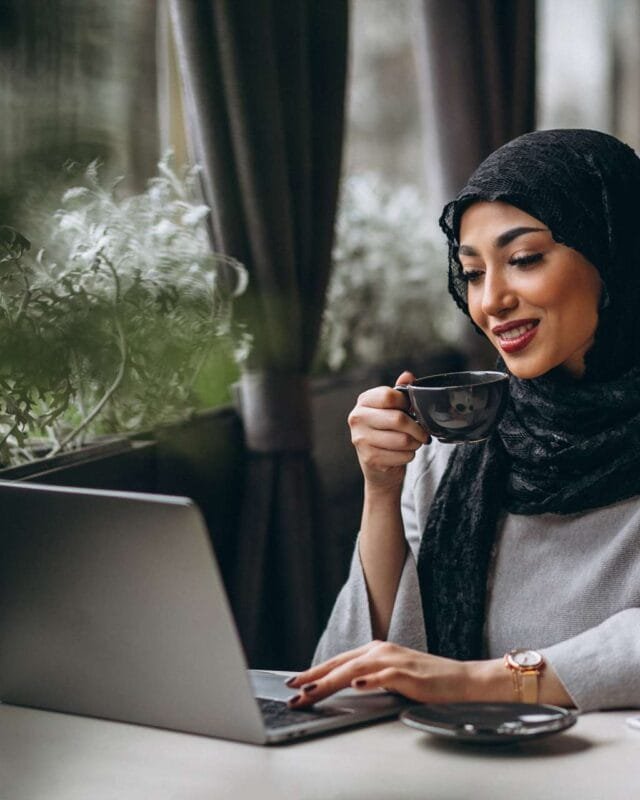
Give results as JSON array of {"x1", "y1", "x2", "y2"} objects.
[
  {"x1": 288, "y1": 642, "x2": 407, "y2": 707},
  {"x1": 350, "y1": 407, "x2": 428, "y2": 444},
  {"x1": 285, "y1": 642, "x2": 381, "y2": 689},
  {"x1": 351, "y1": 667, "x2": 418, "y2": 699},
  {"x1": 394, "y1": 370, "x2": 415, "y2": 387},
  {"x1": 289, "y1": 652, "x2": 392, "y2": 708},
  {"x1": 393, "y1": 371, "x2": 433, "y2": 445},
  {"x1": 355, "y1": 385, "x2": 412, "y2": 412},
  {"x1": 392, "y1": 372, "x2": 416, "y2": 414},
  {"x1": 358, "y1": 428, "x2": 426, "y2": 453},
  {"x1": 360, "y1": 407, "x2": 423, "y2": 435}
]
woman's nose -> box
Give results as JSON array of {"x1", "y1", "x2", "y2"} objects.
[{"x1": 480, "y1": 270, "x2": 517, "y2": 317}]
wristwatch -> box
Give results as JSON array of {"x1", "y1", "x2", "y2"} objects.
[{"x1": 504, "y1": 648, "x2": 545, "y2": 704}]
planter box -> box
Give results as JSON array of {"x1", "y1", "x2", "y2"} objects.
[
  {"x1": 0, "y1": 438, "x2": 158, "y2": 492},
  {"x1": 0, "y1": 408, "x2": 246, "y2": 592}
]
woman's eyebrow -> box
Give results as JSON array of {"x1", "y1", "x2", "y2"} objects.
[{"x1": 458, "y1": 226, "x2": 548, "y2": 256}]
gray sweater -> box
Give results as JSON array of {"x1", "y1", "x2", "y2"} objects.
[{"x1": 314, "y1": 440, "x2": 640, "y2": 711}]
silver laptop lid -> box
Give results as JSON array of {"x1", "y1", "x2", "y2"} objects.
[{"x1": 0, "y1": 481, "x2": 268, "y2": 744}]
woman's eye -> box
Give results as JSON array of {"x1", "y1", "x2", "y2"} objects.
[
  {"x1": 509, "y1": 252, "x2": 543, "y2": 267},
  {"x1": 460, "y1": 269, "x2": 484, "y2": 283}
]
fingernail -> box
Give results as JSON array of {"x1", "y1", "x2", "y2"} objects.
[
  {"x1": 287, "y1": 694, "x2": 302, "y2": 707},
  {"x1": 353, "y1": 679, "x2": 367, "y2": 688},
  {"x1": 302, "y1": 682, "x2": 317, "y2": 693},
  {"x1": 284, "y1": 675, "x2": 297, "y2": 687}
]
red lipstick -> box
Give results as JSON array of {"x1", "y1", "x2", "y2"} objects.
[{"x1": 491, "y1": 319, "x2": 539, "y2": 354}]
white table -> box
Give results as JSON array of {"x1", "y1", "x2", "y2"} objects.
[{"x1": 2, "y1": 704, "x2": 639, "y2": 800}]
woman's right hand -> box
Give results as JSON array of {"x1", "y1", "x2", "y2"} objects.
[{"x1": 347, "y1": 371, "x2": 430, "y2": 493}]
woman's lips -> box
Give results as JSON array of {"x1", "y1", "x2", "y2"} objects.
[{"x1": 492, "y1": 320, "x2": 540, "y2": 354}]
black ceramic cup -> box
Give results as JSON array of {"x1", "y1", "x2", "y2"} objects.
[{"x1": 395, "y1": 371, "x2": 509, "y2": 444}]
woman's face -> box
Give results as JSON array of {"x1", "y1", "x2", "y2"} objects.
[{"x1": 457, "y1": 201, "x2": 602, "y2": 379}]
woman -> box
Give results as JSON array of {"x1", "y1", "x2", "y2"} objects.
[{"x1": 287, "y1": 129, "x2": 640, "y2": 712}]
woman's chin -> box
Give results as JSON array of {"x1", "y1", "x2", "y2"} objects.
[{"x1": 499, "y1": 353, "x2": 554, "y2": 380}]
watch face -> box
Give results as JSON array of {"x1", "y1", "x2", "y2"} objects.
[{"x1": 511, "y1": 649, "x2": 543, "y2": 668}]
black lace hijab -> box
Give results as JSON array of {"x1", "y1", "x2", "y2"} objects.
[{"x1": 418, "y1": 129, "x2": 640, "y2": 660}]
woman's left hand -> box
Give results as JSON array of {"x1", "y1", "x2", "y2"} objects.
[{"x1": 286, "y1": 641, "x2": 498, "y2": 708}]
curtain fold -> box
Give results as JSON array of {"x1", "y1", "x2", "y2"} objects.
[
  {"x1": 415, "y1": 0, "x2": 536, "y2": 204},
  {"x1": 168, "y1": 0, "x2": 348, "y2": 668},
  {"x1": 414, "y1": 0, "x2": 535, "y2": 367}
]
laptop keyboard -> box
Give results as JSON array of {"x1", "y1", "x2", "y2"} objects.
[{"x1": 257, "y1": 697, "x2": 346, "y2": 729}]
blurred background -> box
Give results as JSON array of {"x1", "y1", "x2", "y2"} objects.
[{"x1": 2, "y1": 0, "x2": 639, "y2": 378}]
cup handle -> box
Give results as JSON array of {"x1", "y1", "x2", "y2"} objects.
[{"x1": 394, "y1": 384, "x2": 418, "y2": 421}]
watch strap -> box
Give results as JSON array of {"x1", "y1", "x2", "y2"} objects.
[{"x1": 520, "y1": 669, "x2": 539, "y2": 703}]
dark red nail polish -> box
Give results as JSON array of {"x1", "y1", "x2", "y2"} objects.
[
  {"x1": 354, "y1": 678, "x2": 367, "y2": 688},
  {"x1": 302, "y1": 682, "x2": 317, "y2": 693},
  {"x1": 288, "y1": 694, "x2": 302, "y2": 706},
  {"x1": 284, "y1": 675, "x2": 297, "y2": 687}
]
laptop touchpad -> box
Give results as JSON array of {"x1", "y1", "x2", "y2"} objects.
[{"x1": 250, "y1": 670, "x2": 298, "y2": 701}]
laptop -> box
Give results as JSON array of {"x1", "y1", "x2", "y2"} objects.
[{"x1": 0, "y1": 481, "x2": 409, "y2": 744}]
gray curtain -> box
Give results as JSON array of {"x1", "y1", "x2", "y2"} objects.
[
  {"x1": 414, "y1": 0, "x2": 535, "y2": 367},
  {"x1": 415, "y1": 0, "x2": 536, "y2": 204},
  {"x1": 168, "y1": 0, "x2": 349, "y2": 668}
]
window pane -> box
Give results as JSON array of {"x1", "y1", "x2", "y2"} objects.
[{"x1": 0, "y1": 0, "x2": 158, "y2": 223}]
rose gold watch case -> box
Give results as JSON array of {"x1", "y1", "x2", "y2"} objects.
[{"x1": 505, "y1": 648, "x2": 545, "y2": 671}]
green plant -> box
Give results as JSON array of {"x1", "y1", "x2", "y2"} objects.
[
  {"x1": 0, "y1": 156, "x2": 249, "y2": 467},
  {"x1": 317, "y1": 173, "x2": 461, "y2": 373}
]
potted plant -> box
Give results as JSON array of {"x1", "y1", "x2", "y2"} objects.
[
  {"x1": 0, "y1": 156, "x2": 250, "y2": 494},
  {"x1": 316, "y1": 171, "x2": 464, "y2": 379}
]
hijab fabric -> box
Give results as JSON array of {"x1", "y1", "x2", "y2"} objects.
[{"x1": 417, "y1": 129, "x2": 640, "y2": 660}]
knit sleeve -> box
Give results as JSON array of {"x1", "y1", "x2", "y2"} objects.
[
  {"x1": 541, "y1": 608, "x2": 640, "y2": 711},
  {"x1": 312, "y1": 442, "x2": 453, "y2": 664}
]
